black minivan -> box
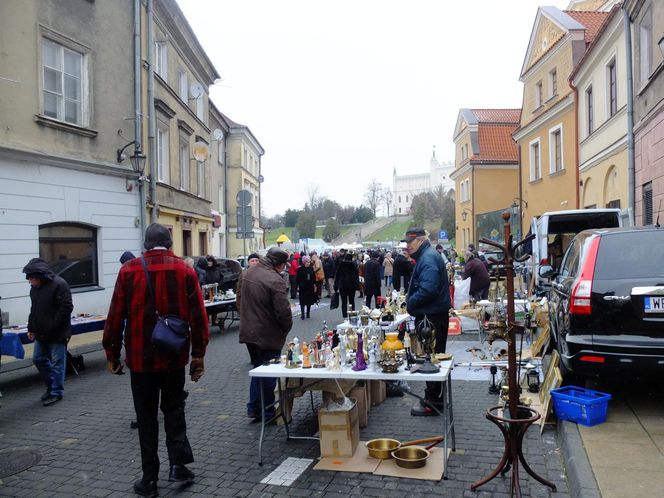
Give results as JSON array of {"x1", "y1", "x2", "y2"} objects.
[{"x1": 542, "y1": 227, "x2": 664, "y2": 378}]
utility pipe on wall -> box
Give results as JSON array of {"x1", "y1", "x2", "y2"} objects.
[
  {"x1": 623, "y1": 8, "x2": 636, "y2": 219},
  {"x1": 133, "y1": 0, "x2": 145, "y2": 239},
  {"x1": 147, "y1": 0, "x2": 157, "y2": 223}
]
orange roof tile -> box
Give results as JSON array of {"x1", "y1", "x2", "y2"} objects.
[
  {"x1": 470, "y1": 109, "x2": 521, "y2": 124},
  {"x1": 564, "y1": 10, "x2": 610, "y2": 45},
  {"x1": 471, "y1": 124, "x2": 519, "y2": 163}
]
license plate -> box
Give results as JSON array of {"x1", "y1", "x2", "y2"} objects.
[{"x1": 644, "y1": 296, "x2": 664, "y2": 313}]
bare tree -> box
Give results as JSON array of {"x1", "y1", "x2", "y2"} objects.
[
  {"x1": 306, "y1": 184, "x2": 320, "y2": 212},
  {"x1": 381, "y1": 189, "x2": 393, "y2": 217},
  {"x1": 364, "y1": 179, "x2": 383, "y2": 219}
]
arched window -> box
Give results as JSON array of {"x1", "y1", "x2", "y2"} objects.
[{"x1": 38, "y1": 223, "x2": 98, "y2": 288}]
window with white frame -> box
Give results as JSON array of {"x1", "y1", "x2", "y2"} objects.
[
  {"x1": 196, "y1": 161, "x2": 205, "y2": 198},
  {"x1": 549, "y1": 125, "x2": 563, "y2": 174},
  {"x1": 638, "y1": 7, "x2": 652, "y2": 85},
  {"x1": 155, "y1": 41, "x2": 168, "y2": 79},
  {"x1": 530, "y1": 139, "x2": 541, "y2": 181},
  {"x1": 535, "y1": 81, "x2": 543, "y2": 108},
  {"x1": 178, "y1": 69, "x2": 188, "y2": 102},
  {"x1": 42, "y1": 38, "x2": 86, "y2": 126},
  {"x1": 607, "y1": 59, "x2": 617, "y2": 117},
  {"x1": 217, "y1": 140, "x2": 224, "y2": 165},
  {"x1": 586, "y1": 85, "x2": 594, "y2": 135},
  {"x1": 179, "y1": 140, "x2": 190, "y2": 191},
  {"x1": 549, "y1": 69, "x2": 557, "y2": 98},
  {"x1": 156, "y1": 124, "x2": 170, "y2": 183},
  {"x1": 195, "y1": 82, "x2": 204, "y2": 120}
]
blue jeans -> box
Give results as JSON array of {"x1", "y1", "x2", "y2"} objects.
[
  {"x1": 33, "y1": 340, "x2": 66, "y2": 396},
  {"x1": 246, "y1": 344, "x2": 280, "y2": 418}
]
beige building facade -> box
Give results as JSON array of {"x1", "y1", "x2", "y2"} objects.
[
  {"x1": 146, "y1": 0, "x2": 220, "y2": 257},
  {"x1": 514, "y1": 7, "x2": 610, "y2": 224},
  {"x1": 0, "y1": 0, "x2": 141, "y2": 324},
  {"x1": 571, "y1": 6, "x2": 628, "y2": 210},
  {"x1": 223, "y1": 114, "x2": 265, "y2": 259}
]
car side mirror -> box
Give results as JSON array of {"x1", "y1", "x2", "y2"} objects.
[{"x1": 539, "y1": 265, "x2": 557, "y2": 278}]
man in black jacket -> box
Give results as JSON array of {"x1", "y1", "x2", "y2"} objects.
[
  {"x1": 363, "y1": 251, "x2": 382, "y2": 308},
  {"x1": 23, "y1": 258, "x2": 73, "y2": 406}
]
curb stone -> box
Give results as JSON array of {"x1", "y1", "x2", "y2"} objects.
[{"x1": 557, "y1": 418, "x2": 601, "y2": 498}]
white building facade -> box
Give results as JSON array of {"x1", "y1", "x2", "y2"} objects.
[{"x1": 392, "y1": 152, "x2": 455, "y2": 215}]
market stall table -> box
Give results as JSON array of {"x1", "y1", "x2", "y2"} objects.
[
  {"x1": 249, "y1": 360, "x2": 456, "y2": 479},
  {"x1": 204, "y1": 298, "x2": 238, "y2": 329}
]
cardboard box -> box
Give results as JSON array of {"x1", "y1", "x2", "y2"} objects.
[
  {"x1": 349, "y1": 385, "x2": 369, "y2": 428},
  {"x1": 369, "y1": 380, "x2": 386, "y2": 406},
  {"x1": 318, "y1": 399, "x2": 360, "y2": 458}
]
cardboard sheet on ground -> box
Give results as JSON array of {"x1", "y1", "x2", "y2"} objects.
[
  {"x1": 315, "y1": 442, "x2": 449, "y2": 481},
  {"x1": 313, "y1": 442, "x2": 380, "y2": 473},
  {"x1": 374, "y1": 447, "x2": 449, "y2": 481}
]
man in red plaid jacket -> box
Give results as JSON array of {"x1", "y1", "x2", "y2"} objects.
[{"x1": 103, "y1": 223, "x2": 208, "y2": 497}]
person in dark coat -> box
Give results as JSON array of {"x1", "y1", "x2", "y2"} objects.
[
  {"x1": 463, "y1": 251, "x2": 491, "y2": 300},
  {"x1": 237, "y1": 248, "x2": 292, "y2": 421},
  {"x1": 23, "y1": 258, "x2": 73, "y2": 407},
  {"x1": 393, "y1": 251, "x2": 413, "y2": 293},
  {"x1": 296, "y1": 256, "x2": 316, "y2": 319},
  {"x1": 204, "y1": 255, "x2": 222, "y2": 285},
  {"x1": 195, "y1": 257, "x2": 208, "y2": 287},
  {"x1": 403, "y1": 228, "x2": 451, "y2": 416},
  {"x1": 363, "y1": 251, "x2": 382, "y2": 308},
  {"x1": 120, "y1": 251, "x2": 136, "y2": 265},
  {"x1": 334, "y1": 253, "x2": 359, "y2": 318},
  {"x1": 322, "y1": 252, "x2": 336, "y2": 297}
]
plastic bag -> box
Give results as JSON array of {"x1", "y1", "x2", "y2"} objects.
[
  {"x1": 321, "y1": 396, "x2": 355, "y2": 412},
  {"x1": 454, "y1": 277, "x2": 471, "y2": 309}
]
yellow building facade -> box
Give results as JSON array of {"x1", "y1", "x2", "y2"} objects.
[
  {"x1": 514, "y1": 7, "x2": 610, "y2": 228},
  {"x1": 451, "y1": 109, "x2": 521, "y2": 248}
]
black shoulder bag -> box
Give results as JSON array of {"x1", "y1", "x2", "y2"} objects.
[{"x1": 141, "y1": 257, "x2": 190, "y2": 354}]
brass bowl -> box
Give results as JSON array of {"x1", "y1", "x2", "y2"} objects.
[
  {"x1": 366, "y1": 438, "x2": 400, "y2": 459},
  {"x1": 391, "y1": 446, "x2": 430, "y2": 469}
]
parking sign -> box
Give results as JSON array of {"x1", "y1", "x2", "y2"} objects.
[{"x1": 438, "y1": 230, "x2": 448, "y2": 241}]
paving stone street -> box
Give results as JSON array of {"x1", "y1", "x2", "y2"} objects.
[{"x1": 0, "y1": 301, "x2": 570, "y2": 498}]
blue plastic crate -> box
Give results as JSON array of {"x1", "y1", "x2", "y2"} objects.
[{"x1": 550, "y1": 386, "x2": 611, "y2": 427}]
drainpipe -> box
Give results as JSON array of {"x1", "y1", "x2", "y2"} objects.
[
  {"x1": 570, "y1": 81, "x2": 581, "y2": 209},
  {"x1": 223, "y1": 136, "x2": 228, "y2": 257},
  {"x1": 623, "y1": 8, "x2": 635, "y2": 219},
  {"x1": 133, "y1": 0, "x2": 145, "y2": 240},
  {"x1": 471, "y1": 165, "x2": 475, "y2": 244},
  {"x1": 517, "y1": 143, "x2": 523, "y2": 238},
  {"x1": 147, "y1": 0, "x2": 157, "y2": 223},
  {"x1": 258, "y1": 155, "x2": 263, "y2": 249}
]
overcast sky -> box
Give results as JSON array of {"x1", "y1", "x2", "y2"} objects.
[{"x1": 177, "y1": 0, "x2": 570, "y2": 216}]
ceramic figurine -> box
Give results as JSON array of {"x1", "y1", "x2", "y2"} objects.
[
  {"x1": 339, "y1": 334, "x2": 348, "y2": 366},
  {"x1": 329, "y1": 346, "x2": 342, "y2": 371},
  {"x1": 301, "y1": 341, "x2": 311, "y2": 368},
  {"x1": 369, "y1": 341, "x2": 377, "y2": 371},
  {"x1": 293, "y1": 337, "x2": 300, "y2": 364},
  {"x1": 352, "y1": 330, "x2": 367, "y2": 371},
  {"x1": 285, "y1": 342, "x2": 298, "y2": 368},
  {"x1": 313, "y1": 341, "x2": 325, "y2": 368}
]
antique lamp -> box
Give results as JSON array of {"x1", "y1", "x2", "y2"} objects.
[
  {"x1": 527, "y1": 368, "x2": 541, "y2": 393},
  {"x1": 412, "y1": 317, "x2": 439, "y2": 374}
]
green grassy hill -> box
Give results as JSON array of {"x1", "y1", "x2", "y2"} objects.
[
  {"x1": 266, "y1": 225, "x2": 355, "y2": 245},
  {"x1": 369, "y1": 218, "x2": 456, "y2": 247}
]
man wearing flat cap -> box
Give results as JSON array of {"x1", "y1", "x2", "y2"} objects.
[
  {"x1": 403, "y1": 228, "x2": 451, "y2": 416},
  {"x1": 237, "y1": 247, "x2": 293, "y2": 421},
  {"x1": 103, "y1": 223, "x2": 209, "y2": 496}
]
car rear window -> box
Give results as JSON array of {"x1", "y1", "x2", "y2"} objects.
[{"x1": 594, "y1": 231, "x2": 664, "y2": 279}]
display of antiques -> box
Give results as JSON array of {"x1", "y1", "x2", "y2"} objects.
[
  {"x1": 471, "y1": 211, "x2": 557, "y2": 497},
  {"x1": 277, "y1": 304, "x2": 453, "y2": 375}
]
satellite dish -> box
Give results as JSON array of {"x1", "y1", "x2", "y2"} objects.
[
  {"x1": 212, "y1": 128, "x2": 224, "y2": 141},
  {"x1": 189, "y1": 82, "x2": 204, "y2": 99}
]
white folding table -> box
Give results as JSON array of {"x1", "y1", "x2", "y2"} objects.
[{"x1": 248, "y1": 360, "x2": 456, "y2": 479}]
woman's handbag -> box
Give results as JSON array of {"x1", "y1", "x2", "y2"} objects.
[
  {"x1": 315, "y1": 268, "x2": 325, "y2": 282},
  {"x1": 141, "y1": 258, "x2": 190, "y2": 354},
  {"x1": 330, "y1": 291, "x2": 340, "y2": 310}
]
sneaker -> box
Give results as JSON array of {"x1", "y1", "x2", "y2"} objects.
[
  {"x1": 410, "y1": 402, "x2": 440, "y2": 417},
  {"x1": 133, "y1": 477, "x2": 158, "y2": 497},
  {"x1": 40, "y1": 389, "x2": 51, "y2": 401},
  {"x1": 42, "y1": 394, "x2": 63, "y2": 407}
]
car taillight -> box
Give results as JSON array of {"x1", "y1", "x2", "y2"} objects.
[
  {"x1": 540, "y1": 258, "x2": 548, "y2": 265},
  {"x1": 579, "y1": 355, "x2": 605, "y2": 363},
  {"x1": 569, "y1": 236, "x2": 601, "y2": 316}
]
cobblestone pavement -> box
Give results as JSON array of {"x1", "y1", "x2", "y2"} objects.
[{"x1": 0, "y1": 300, "x2": 570, "y2": 497}]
